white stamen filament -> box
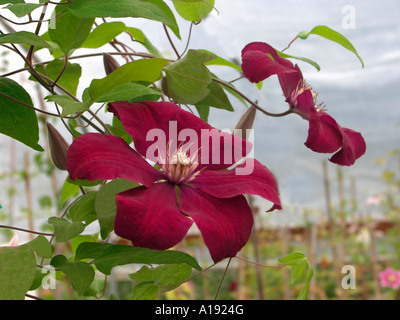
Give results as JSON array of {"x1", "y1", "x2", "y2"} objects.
[
  {"x1": 292, "y1": 80, "x2": 326, "y2": 112},
  {"x1": 158, "y1": 142, "x2": 201, "y2": 184}
]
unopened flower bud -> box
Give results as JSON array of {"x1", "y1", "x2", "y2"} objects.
[
  {"x1": 47, "y1": 122, "x2": 69, "y2": 171},
  {"x1": 234, "y1": 105, "x2": 256, "y2": 140},
  {"x1": 103, "y1": 53, "x2": 120, "y2": 75}
]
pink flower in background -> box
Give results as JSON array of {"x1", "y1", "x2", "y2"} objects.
[
  {"x1": 378, "y1": 267, "x2": 400, "y2": 289},
  {"x1": 1, "y1": 234, "x2": 19, "y2": 247},
  {"x1": 8, "y1": 234, "x2": 19, "y2": 247},
  {"x1": 66, "y1": 101, "x2": 281, "y2": 263},
  {"x1": 365, "y1": 194, "x2": 385, "y2": 206},
  {"x1": 241, "y1": 42, "x2": 366, "y2": 166},
  {"x1": 7, "y1": 234, "x2": 19, "y2": 246}
]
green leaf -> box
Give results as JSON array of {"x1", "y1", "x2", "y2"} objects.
[
  {"x1": 297, "y1": 25, "x2": 364, "y2": 67},
  {"x1": 297, "y1": 263, "x2": 314, "y2": 300},
  {"x1": 69, "y1": 192, "x2": 98, "y2": 225},
  {"x1": 0, "y1": 0, "x2": 24, "y2": 4},
  {"x1": 45, "y1": 95, "x2": 90, "y2": 116},
  {"x1": 164, "y1": 49, "x2": 216, "y2": 104},
  {"x1": 33, "y1": 60, "x2": 82, "y2": 96},
  {"x1": 95, "y1": 179, "x2": 139, "y2": 239},
  {"x1": 50, "y1": 255, "x2": 95, "y2": 296},
  {"x1": 195, "y1": 79, "x2": 234, "y2": 112},
  {"x1": 82, "y1": 22, "x2": 164, "y2": 57},
  {"x1": 74, "y1": 243, "x2": 202, "y2": 274},
  {"x1": 88, "y1": 58, "x2": 168, "y2": 101},
  {"x1": 67, "y1": 177, "x2": 103, "y2": 187},
  {"x1": 74, "y1": 242, "x2": 113, "y2": 261},
  {"x1": 95, "y1": 246, "x2": 202, "y2": 275},
  {"x1": 279, "y1": 251, "x2": 314, "y2": 300},
  {"x1": 37, "y1": 31, "x2": 63, "y2": 58},
  {"x1": 70, "y1": 235, "x2": 95, "y2": 257},
  {"x1": 172, "y1": 0, "x2": 215, "y2": 22},
  {"x1": 28, "y1": 235, "x2": 53, "y2": 259},
  {"x1": 0, "y1": 244, "x2": 37, "y2": 300},
  {"x1": 0, "y1": 78, "x2": 43, "y2": 151},
  {"x1": 67, "y1": 0, "x2": 180, "y2": 39},
  {"x1": 107, "y1": 116, "x2": 133, "y2": 145},
  {"x1": 0, "y1": 31, "x2": 51, "y2": 48},
  {"x1": 212, "y1": 77, "x2": 247, "y2": 107},
  {"x1": 290, "y1": 260, "x2": 307, "y2": 285},
  {"x1": 278, "y1": 251, "x2": 306, "y2": 266},
  {"x1": 195, "y1": 105, "x2": 210, "y2": 122},
  {"x1": 131, "y1": 281, "x2": 159, "y2": 300},
  {"x1": 61, "y1": 178, "x2": 80, "y2": 203},
  {"x1": 82, "y1": 21, "x2": 126, "y2": 48},
  {"x1": 96, "y1": 83, "x2": 161, "y2": 103},
  {"x1": 68, "y1": 118, "x2": 83, "y2": 137},
  {"x1": 277, "y1": 50, "x2": 321, "y2": 71},
  {"x1": 5, "y1": 3, "x2": 42, "y2": 17},
  {"x1": 201, "y1": 49, "x2": 242, "y2": 72},
  {"x1": 48, "y1": 5, "x2": 94, "y2": 55},
  {"x1": 130, "y1": 264, "x2": 192, "y2": 289},
  {"x1": 126, "y1": 27, "x2": 163, "y2": 57},
  {"x1": 29, "y1": 269, "x2": 48, "y2": 291},
  {"x1": 48, "y1": 216, "x2": 85, "y2": 242}
]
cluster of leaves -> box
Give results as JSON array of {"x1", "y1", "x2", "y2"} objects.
[
  {"x1": 0, "y1": 0, "x2": 238, "y2": 300},
  {"x1": 0, "y1": 234, "x2": 201, "y2": 299},
  {"x1": 0, "y1": 0, "x2": 365, "y2": 300},
  {"x1": 278, "y1": 252, "x2": 314, "y2": 300}
]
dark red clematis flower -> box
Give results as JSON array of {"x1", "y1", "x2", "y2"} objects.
[
  {"x1": 241, "y1": 42, "x2": 366, "y2": 166},
  {"x1": 66, "y1": 101, "x2": 281, "y2": 263}
]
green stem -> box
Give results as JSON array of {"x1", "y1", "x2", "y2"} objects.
[
  {"x1": 163, "y1": 23, "x2": 180, "y2": 59},
  {"x1": 1, "y1": 52, "x2": 160, "y2": 78},
  {"x1": 281, "y1": 36, "x2": 298, "y2": 53},
  {"x1": 212, "y1": 77, "x2": 293, "y2": 117},
  {"x1": 26, "y1": 2, "x2": 49, "y2": 64},
  {"x1": 0, "y1": 224, "x2": 54, "y2": 237},
  {"x1": 214, "y1": 257, "x2": 232, "y2": 300},
  {"x1": 235, "y1": 255, "x2": 285, "y2": 268},
  {"x1": 0, "y1": 92, "x2": 74, "y2": 119}
]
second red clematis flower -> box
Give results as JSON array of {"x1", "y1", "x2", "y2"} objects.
[
  {"x1": 66, "y1": 101, "x2": 281, "y2": 263},
  {"x1": 241, "y1": 42, "x2": 366, "y2": 166}
]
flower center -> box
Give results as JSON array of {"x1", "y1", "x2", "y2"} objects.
[
  {"x1": 158, "y1": 142, "x2": 200, "y2": 184},
  {"x1": 171, "y1": 152, "x2": 192, "y2": 166},
  {"x1": 290, "y1": 81, "x2": 326, "y2": 112},
  {"x1": 388, "y1": 274, "x2": 397, "y2": 283}
]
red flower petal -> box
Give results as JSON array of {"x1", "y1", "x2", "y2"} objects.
[
  {"x1": 179, "y1": 185, "x2": 254, "y2": 263},
  {"x1": 329, "y1": 127, "x2": 366, "y2": 166},
  {"x1": 242, "y1": 42, "x2": 281, "y2": 59},
  {"x1": 241, "y1": 42, "x2": 297, "y2": 83},
  {"x1": 305, "y1": 113, "x2": 343, "y2": 154},
  {"x1": 305, "y1": 113, "x2": 366, "y2": 166},
  {"x1": 278, "y1": 63, "x2": 303, "y2": 99},
  {"x1": 66, "y1": 133, "x2": 164, "y2": 187},
  {"x1": 109, "y1": 101, "x2": 252, "y2": 170},
  {"x1": 293, "y1": 89, "x2": 318, "y2": 120},
  {"x1": 108, "y1": 101, "x2": 204, "y2": 160},
  {"x1": 114, "y1": 182, "x2": 193, "y2": 250},
  {"x1": 197, "y1": 129, "x2": 252, "y2": 171},
  {"x1": 191, "y1": 159, "x2": 281, "y2": 212}
]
